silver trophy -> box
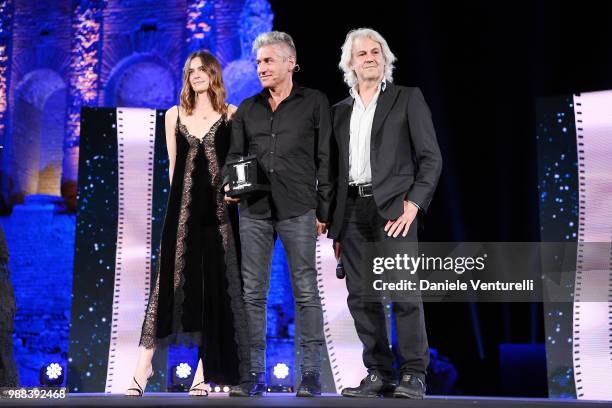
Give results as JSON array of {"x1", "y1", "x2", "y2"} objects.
[
  {"x1": 233, "y1": 160, "x2": 252, "y2": 189},
  {"x1": 226, "y1": 155, "x2": 268, "y2": 197}
]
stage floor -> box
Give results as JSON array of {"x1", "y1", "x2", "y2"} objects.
[{"x1": 1, "y1": 393, "x2": 612, "y2": 408}]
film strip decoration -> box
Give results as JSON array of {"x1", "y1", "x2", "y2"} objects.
[
  {"x1": 315, "y1": 236, "x2": 367, "y2": 393},
  {"x1": 68, "y1": 108, "x2": 167, "y2": 392},
  {"x1": 572, "y1": 91, "x2": 612, "y2": 400},
  {"x1": 68, "y1": 108, "x2": 119, "y2": 392},
  {"x1": 104, "y1": 108, "x2": 156, "y2": 393},
  {"x1": 535, "y1": 94, "x2": 579, "y2": 398}
]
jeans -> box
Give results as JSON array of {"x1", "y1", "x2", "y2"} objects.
[{"x1": 239, "y1": 209, "x2": 324, "y2": 373}]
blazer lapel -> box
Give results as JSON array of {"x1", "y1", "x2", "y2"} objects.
[
  {"x1": 371, "y1": 83, "x2": 399, "y2": 145},
  {"x1": 335, "y1": 99, "x2": 353, "y2": 174}
]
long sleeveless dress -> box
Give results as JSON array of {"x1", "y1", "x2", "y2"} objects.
[{"x1": 139, "y1": 108, "x2": 249, "y2": 385}]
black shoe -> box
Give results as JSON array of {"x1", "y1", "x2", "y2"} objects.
[
  {"x1": 296, "y1": 371, "x2": 321, "y2": 397},
  {"x1": 341, "y1": 372, "x2": 396, "y2": 398},
  {"x1": 393, "y1": 373, "x2": 426, "y2": 399},
  {"x1": 228, "y1": 383, "x2": 250, "y2": 397},
  {"x1": 229, "y1": 372, "x2": 266, "y2": 397}
]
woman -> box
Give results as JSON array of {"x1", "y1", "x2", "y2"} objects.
[{"x1": 126, "y1": 51, "x2": 249, "y2": 396}]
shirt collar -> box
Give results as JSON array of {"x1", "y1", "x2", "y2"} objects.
[
  {"x1": 258, "y1": 82, "x2": 303, "y2": 100},
  {"x1": 349, "y1": 79, "x2": 387, "y2": 99}
]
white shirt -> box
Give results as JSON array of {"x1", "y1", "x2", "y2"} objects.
[{"x1": 348, "y1": 81, "x2": 386, "y2": 184}]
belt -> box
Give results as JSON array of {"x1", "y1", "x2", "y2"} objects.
[{"x1": 348, "y1": 183, "x2": 373, "y2": 198}]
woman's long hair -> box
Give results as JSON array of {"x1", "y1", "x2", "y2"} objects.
[{"x1": 179, "y1": 51, "x2": 227, "y2": 116}]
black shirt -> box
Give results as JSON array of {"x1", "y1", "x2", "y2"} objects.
[{"x1": 225, "y1": 84, "x2": 334, "y2": 221}]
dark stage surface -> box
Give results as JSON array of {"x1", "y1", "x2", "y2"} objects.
[{"x1": 1, "y1": 394, "x2": 612, "y2": 408}]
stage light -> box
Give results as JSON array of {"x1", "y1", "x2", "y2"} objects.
[
  {"x1": 40, "y1": 363, "x2": 64, "y2": 386},
  {"x1": 47, "y1": 364, "x2": 62, "y2": 380},
  {"x1": 267, "y1": 362, "x2": 293, "y2": 393},
  {"x1": 175, "y1": 363, "x2": 192, "y2": 379},
  {"x1": 273, "y1": 363, "x2": 289, "y2": 379},
  {"x1": 169, "y1": 362, "x2": 195, "y2": 391}
]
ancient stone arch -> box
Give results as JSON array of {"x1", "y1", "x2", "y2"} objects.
[
  {"x1": 7, "y1": 69, "x2": 67, "y2": 205},
  {"x1": 104, "y1": 54, "x2": 176, "y2": 109}
]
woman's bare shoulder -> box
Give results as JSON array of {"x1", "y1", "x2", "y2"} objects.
[{"x1": 165, "y1": 106, "x2": 179, "y2": 125}]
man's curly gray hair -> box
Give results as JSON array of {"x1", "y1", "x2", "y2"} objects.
[{"x1": 339, "y1": 28, "x2": 396, "y2": 88}]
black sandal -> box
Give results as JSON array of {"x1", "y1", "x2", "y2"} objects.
[
  {"x1": 126, "y1": 377, "x2": 145, "y2": 397},
  {"x1": 189, "y1": 380, "x2": 209, "y2": 396}
]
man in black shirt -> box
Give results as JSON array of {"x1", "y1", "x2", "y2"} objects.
[{"x1": 224, "y1": 31, "x2": 332, "y2": 397}]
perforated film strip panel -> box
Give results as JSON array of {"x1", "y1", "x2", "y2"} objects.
[
  {"x1": 572, "y1": 91, "x2": 612, "y2": 400},
  {"x1": 315, "y1": 236, "x2": 368, "y2": 393},
  {"x1": 105, "y1": 108, "x2": 156, "y2": 393}
]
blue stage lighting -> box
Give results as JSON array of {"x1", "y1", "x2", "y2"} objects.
[
  {"x1": 175, "y1": 363, "x2": 192, "y2": 379},
  {"x1": 40, "y1": 363, "x2": 64, "y2": 386},
  {"x1": 267, "y1": 362, "x2": 293, "y2": 392},
  {"x1": 169, "y1": 362, "x2": 195, "y2": 391},
  {"x1": 273, "y1": 363, "x2": 290, "y2": 379}
]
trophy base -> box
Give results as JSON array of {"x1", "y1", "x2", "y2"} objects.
[{"x1": 226, "y1": 184, "x2": 270, "y2": 198}]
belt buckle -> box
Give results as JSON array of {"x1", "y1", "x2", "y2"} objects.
[{"x1": 358, "y1": 184, "x2": 373, "y2": 197}]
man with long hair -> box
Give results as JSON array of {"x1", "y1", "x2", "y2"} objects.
[{"x1": 329, "y1": 28, "x2": 442, "y2": 399}]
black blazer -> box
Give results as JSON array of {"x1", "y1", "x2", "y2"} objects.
[{"x1": 328, "y1": 83, "x2": 443, "y2": 239}]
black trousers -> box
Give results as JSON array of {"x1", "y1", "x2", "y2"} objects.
[{"x1": 339, "y1": 195, "x2": 429, "y2": 380}]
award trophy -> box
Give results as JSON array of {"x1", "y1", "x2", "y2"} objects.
[{"x1": 226, "y1": 155, "x2": 269, "y2": 197}]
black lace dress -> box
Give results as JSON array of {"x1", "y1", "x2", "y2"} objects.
[{"x1": 139, "y1": 109, "x2": 249, "y2": 385}]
